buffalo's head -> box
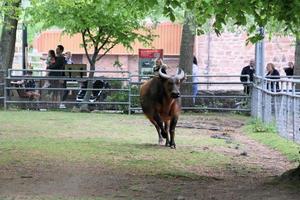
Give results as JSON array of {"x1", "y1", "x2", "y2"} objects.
[{"x1": 159, "y1": 67, "x2": 185, "y2": 99}]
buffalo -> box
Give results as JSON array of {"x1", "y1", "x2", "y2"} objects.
[{"x1": 140, "y1": 68, "x2": 185, "y2": 148}]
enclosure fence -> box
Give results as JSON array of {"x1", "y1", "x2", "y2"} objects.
[
  {"x1": 1, "y1": 69, "x2": 251, "y2": 113},
  {"x1": 4, "y1": 69, "x2": 131, "y2": 111},
  {"x1": 251, "y1": 76, "x2": 300, "y2": 143},
  {"x1": 0, "y1": 70, "x2": 5, "y2": 108},
  {"x1": 130, "y1": 74, "x2": 251, "y2": 112}
]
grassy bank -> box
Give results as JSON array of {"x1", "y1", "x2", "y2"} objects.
[{"x1": 244, "y1": 118, "x2": 300, "y2": 163}]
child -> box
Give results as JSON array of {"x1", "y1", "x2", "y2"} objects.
[
  {"x1": 41, "y1": 50, "x2": 56, "y2": 88},
  {"x1": 11, "y1": 71, "x2": 40, "y2": 100},
  {"x1": 153, "y1": 58, "x2": 167, "y2": 76}
]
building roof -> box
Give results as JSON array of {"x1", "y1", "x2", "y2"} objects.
[{"x1": 33, "y1": 22, "x2": 182, "y2": 56}]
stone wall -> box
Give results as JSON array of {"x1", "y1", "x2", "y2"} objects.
[{"x1": 195, "y1": 32, "x2": 295, "y2": 77}]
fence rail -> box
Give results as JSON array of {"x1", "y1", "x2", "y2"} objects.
[
  {"x1": 130, "y1": 74, "x2": 251, "y2": 112},
  {"x1": 4, "y1": 69, "x2": 131, "y2": 112},
  {"x1": 0, "y1": 70, "x2": 5, "y2": 108},
  {"x1": 1, "y1": 69, "x2": 251, "y2": 113}
]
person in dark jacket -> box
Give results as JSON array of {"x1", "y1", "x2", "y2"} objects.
[
  {"x1": 240, "y1": 59, "x2": 255, "y2": 94},
  {"x1": 48, "y1": 45, "x2": 65, "y2": 102},
  {"x1": 283, "y1": 61, "x2": 294, "y2": 76},
  {"x1": 266, "y1": 63, "x2": 280, "y2": 91}
]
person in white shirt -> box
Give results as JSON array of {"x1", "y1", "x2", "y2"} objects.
[
  {"x1": 192, "y1": 56, "x2": 200, "y2": 105},
  {"x1": 64, "y1": 51, "x2": 74, "y2": 64}
]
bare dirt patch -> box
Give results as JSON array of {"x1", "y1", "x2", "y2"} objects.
[{"x1": 0, "y1": 114, "x2": 299, "y2": 200}]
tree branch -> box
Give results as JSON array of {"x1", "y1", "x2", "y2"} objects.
[
  {"x1": 98, "y1": 35, "x2": 111, "y2": 51},
  {"x1": 95, "y1": 27, "x2": 104, "y2": 43},
  {"x1": 81, "y1": 30, "x2": 93, "y2": 66},
  {"x1": 96, "y1": 41, "x2": 118, "y2": 61},
  {"x1": 87, "y1": 28, "x2": 96, "y2": 45}
]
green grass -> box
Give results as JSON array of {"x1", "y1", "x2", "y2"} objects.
[
  {"x1": 0, "y1": 111, "x2": 232, "y2": 177},
  {"x1": 245, "y1": 118, "x2": 300, "y2": 162}
]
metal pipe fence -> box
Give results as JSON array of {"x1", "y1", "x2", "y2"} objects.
[
  {"x1": 5, "y1": 69, "x2": 131, "y2": 112},
  {"x1": 0, "y1": 69, "x2": 6, "y2": 108},
  {"x1": 251, "y1": 76, "x2": 300, "y2": 143},
  {"x1": 1, "y1": 69, "x2": 251, "y2": 114},
  {"x1": 129, "y1": 74, "x2": 251, "y2": 113}
]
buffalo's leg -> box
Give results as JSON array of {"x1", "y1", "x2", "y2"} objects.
[
  {"x1": 164, "y1": 121, "x2": 170, "y2": 147},
  {"x1": 149, "y1": 118, "x2": 164, "y2": 145},
  {"x1": 169, "y1": 116, "x2": 178, "y2": 149},
  {"x1": 153, "y1": 114, "x2": 168, "y2": 139},
  {"x1": 156, "y1": 125, "x2": 164, "y2": 145}
]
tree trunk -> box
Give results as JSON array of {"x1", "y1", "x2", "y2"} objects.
[
  {"x1": 0, "y1": 0, "x2": 21, "y2": 71},
  {"x1": 295, "y1": 37, "x2": 300, "y2": 90},
  {"x1": 179, "y1": 13, "x2": 195, "y2": 107},
  {"x1": 0, "y1": 0, "x2": 21, "y2": 97},
  {"x1": 80, "y1": 61, "x2": 95, "y2": 112},
  {"x1": 295, "y1": 37, "x2": 300, "y2": 75}
]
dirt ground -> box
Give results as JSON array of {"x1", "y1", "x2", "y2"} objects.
[{"x1": 0, "y1": 114, "x2": 300, "y2": 200}]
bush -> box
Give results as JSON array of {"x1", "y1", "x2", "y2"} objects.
[
  {"x1": 105, "y1": 80, "x2": 140, "y2": 113},
  {"x1": 249, "y1": 118, "x2": 277, "y2": 133}
]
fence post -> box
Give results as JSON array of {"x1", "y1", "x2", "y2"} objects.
[
  {"x1": 3, "y1": 69, "x2": 7, "y2": 110},
  {"x1": 292, "y1": 82, "x2": 296, "y2": 141},
  {"x1": 128, "y1": 72, "x2": 131, "y2": 115}
]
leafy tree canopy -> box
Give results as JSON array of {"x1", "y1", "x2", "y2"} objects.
[
  {"x1": 29, "y1": 0, "x2": 156, "y2": 64},
  {"x1": 0, "y1": 0, "x2": 22, "y2": 25},
  {"x1": 163, "y1": 0, "x2": 300, "y2": 42}
]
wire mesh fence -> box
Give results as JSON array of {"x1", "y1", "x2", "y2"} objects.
[{"x1": 251, "y1": 76, "x2": 300, "y2": 143}]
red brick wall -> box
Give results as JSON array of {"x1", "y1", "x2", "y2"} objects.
[{"x1": 195, "y1": 32, "x2": 295, "y2": 77}]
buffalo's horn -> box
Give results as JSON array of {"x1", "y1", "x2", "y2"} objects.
[
  {"x1": 159, "y1": 67, "x2": 171, "y2": 79},
  {"x1": 176, "y1": 68, "x2": 185, "y2": 80}
]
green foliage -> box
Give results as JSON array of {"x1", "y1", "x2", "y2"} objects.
[
  {"x1": 160, "y1": 0, "x2": 300, "y2": 43},
  {"x1": 249, "y1": 118, "x2": 277, "y2": 133},
  {"x1": 105, "y1": 82, "x2": 140, "y2": 113},
  {"x1": 0, "y1": 0, "x2": 22, "y2": 25},
  {"x1": 29, "y1": 0, "x2": 155, "y2": 67}
]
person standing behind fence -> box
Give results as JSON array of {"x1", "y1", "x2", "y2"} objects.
[
  {"x1": 60, "y1": 51, "x2": 74, "y2": 107},
  {"x1": 41, "y1": 50, "x2": 56, "y2": 88},
  {"x1": 48, "y1": 45, "x2": 65, "y2": 103},
  {"x1": 240, "y1": 59, "x2": 255, "y2": 94},
  {"x1": 266, "y1": 63, "x2": 280, "y2": 91},
  {"x1": 192, "y1": 56, "x2": 200, "y2": 104},
  {"x1": 64, "y1": 51, "x2": 74, "y2": 65},
  {"x1": 284, "y1": 61, "x2": 294, "y2": 76},
  {"x1": 153, "y1": 58, "x2": 167, "y2": 76}
]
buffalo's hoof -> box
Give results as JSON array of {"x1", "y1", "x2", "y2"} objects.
[
  {"x1": 158, "y1": 139, "x2": 164, "y2": 145},
  {"x1": 170, "y1": 145, "x2": 176, "y2": 149},
  {"x1": 165, "y1": 140, "x2": 170, "y2": 147}
]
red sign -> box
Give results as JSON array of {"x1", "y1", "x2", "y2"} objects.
[{"x1": 138, "y1": 49, "x2": 163, "y2": 59}]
